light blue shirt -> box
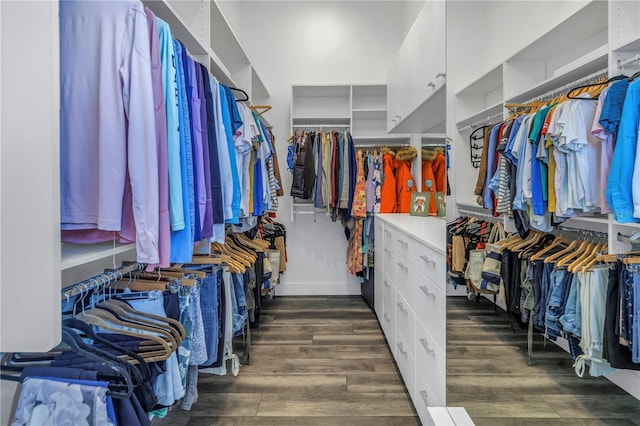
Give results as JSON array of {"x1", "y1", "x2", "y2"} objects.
[
  {"x1": 156, "y1": 18, "x2": 184, "y2": 232},
  {"x1": 219, "y1": 85, "x2": 241, "y2": 224}
]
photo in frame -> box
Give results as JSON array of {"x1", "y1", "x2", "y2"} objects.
[
  {"x1": 435, "y1": 192, "x2": 446, "y2": 217},
  {"x1": 410, "y1": 192, "x2": 430, "y2": 216}
]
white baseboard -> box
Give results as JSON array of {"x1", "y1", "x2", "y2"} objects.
[{"x1": 274, "y1": 281, "x2": 362, "y2": 296}]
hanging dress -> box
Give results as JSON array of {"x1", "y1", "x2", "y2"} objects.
[{"x1": 394, "y1": 146, "x2": 418, "y2": 213}]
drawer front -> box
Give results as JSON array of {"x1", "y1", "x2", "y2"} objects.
[
  {"x1": 415, "y1": 323, "x2": 446, "y2": 406},
  {"x1": 374, "y1": 223, "x2": 384, "y2": 319},
  {"x1": 415, "y1": 370, "x2": 451, "y2": 425},
  {"x1": 395, "y1": 291, "x2": 416, "y2": 357},
  {"x1": 389, "y1": 225, "x2": 410, "y2": 257},
  {"x1": 407, "y1": 236, "x2": 445, "y2": 291},
  {"x1": 381, "y1": 280, "x2": 396, "y2": 348},
  {"x1": 394, "y1": 251, "x2": 412, "y2": 301},
  {"x1": 394, "y1": 330, "x2": 416, "y2": 401},
  {"x1": 382, "y1": 244, "x2": 396, "y2": 284},
  {"x1": 412, "y1": 266, "x2": 447, "y2": 352}
]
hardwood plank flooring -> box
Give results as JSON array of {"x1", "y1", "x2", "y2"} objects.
[
  {"x1": 154, "y1": 296, "x2": 418, "y2": 425},
  {"x1": 447, "y1": 296, "x2": 640, "y2": 425}
]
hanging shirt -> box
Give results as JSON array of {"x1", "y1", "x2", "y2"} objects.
[
  {"x1": 599, "y1": 79, "x2": 629, "y2": 137},
  {"x1": 218, "y1": 85, "x2": 241, "y2": 223},
  {"x1": 210, "y1": 77, "x2": 235, "y2": 224},
  {"x1": 170, "y1": 40, "x2": 195, "y2": 262},
  {"x1": 236, "y1": 104, "x2": 257, "y2": 218},
  {"x1": 60, "y1": 0, "x2": 159, "y2": 263},
  {"x1": 483, "y1": 125, "x2": 502, "y2": 209},
  {"x1": 195, "y1": 64, "x2": 214, "y2": 240},
  {"x1": 590, "y1": 88, "x2": 613, "y2": 215},
  {"x1": 156, "y1": 17, "x2": 184, "y2": 232},
  {"x1": 529, "y1": 106, "x2": 552, "y2": 215},
  {"x1": 512, "y1": 116, "x2": 533, "y2": 211},
  {"x1": 254, "y1": 111, "x2": 274, "y2": 211}
]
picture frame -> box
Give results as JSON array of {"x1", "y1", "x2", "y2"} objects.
[
  {"x1": 410, "y1": 192, "x2": 430, "y2": 216},
  {"x1": 435, "y1": 192, "x2": 446, "y2": 217}
]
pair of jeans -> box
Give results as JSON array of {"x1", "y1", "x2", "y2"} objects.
[
  {"x1": 560, "y1": 273, "x2": 582, "y2": 337},
  {"x1": 633, "y1": 271, "x2": 639, "y2": 363},
  {"x1": 177, "y1": 287, "x2": 192, "y2": 389},
  {"x1": 231, "y1": 272, "x2": 247, "y2": 336},
  {"x1": 188, "y1": 282, "x2": 207, "y2": 366},
  {"x1": 199, "y1": 269, "x2": 220, "y2": 366},
  {"x1": 545, "y1": 268, "x2": 571, "y2": 338}
]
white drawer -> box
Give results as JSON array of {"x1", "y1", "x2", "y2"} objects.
[
  {"x1": 415, "y1": 323, "x2": 446, "y2": 406},
  {"x1": 394, "y1": 330, "x2": 416, "y2": 401},
  {"x1": 407, "y1": 237, "x2": 445, "y2": 291},
  {"x1": 415, "y1": 370, "x2": 451, "y2": 425},
  {"x1": 382, "y1": 243, "x2": 395, "y2": 283},
  {"x1": 412, "y1": 266, "x2": 447, "y2": 352},
  {"x1": 374, "y1": 223, "x2": 384, "y2": 319},
  {"x1": 395, "y1": 291, "x2": 416, "y2": 357},
  {"x1": 381, "y1": 280, "x2": 396, "y2": 348},
  {"x1": 394, "y1": 252, "x2": 412, "y2": 301},
  {"x1": 388, "y1": 225, "x2": 410, "y2": 257}
]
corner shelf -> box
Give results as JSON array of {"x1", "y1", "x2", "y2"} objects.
[{"x1": 456, "y1": 102, "x2": 504, "y2": 129}]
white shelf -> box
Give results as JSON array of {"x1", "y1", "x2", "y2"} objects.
[
  {"x1": 391, "y1": 84, "x2": 446, "y2": 134},
  {"x1": 505, "y1": 48, "x2": 608, "y2": 103},
  {"x1": 456, "y1": 64, "x2": 503, "y2": 96},
  {"x1": 292, "y1": 116, "x2": 350, "y2": 126},
  {"x1": 61, "y1": 242, "x2": 136, "y2": 271},
  {"x1": 352, "y1": 135, "x2": 411, "y2": 145},
  {"x1": 352, "y1": 108, "x2": 387, "y2": 114},
  {"x1": 456, "y1": 102, "x2": 504, "y2": 129}
]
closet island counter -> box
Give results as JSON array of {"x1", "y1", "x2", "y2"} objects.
[
  {"x1": 375, "y1": 213, "x2": 445, "y2": 253},
  {"x1": 374, "y1": 213, "x2": 447, "y2": 422}
]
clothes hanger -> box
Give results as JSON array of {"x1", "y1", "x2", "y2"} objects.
[
  {"x1": 544, "y1": 239, "x2": 580, "y2": 264},
  {"x1": 555, "y1": 240, "x2": 591, "y2": 267},
  {"x1": 229, "y1": 87, "x2": 249, "y2": 101},
  {"x1": 567, "y1": 75, "x2": 627, "y2": 99},
  {"x1": 511, "y1": 231, "x2": 543, "y2": 253},
  {"x1": 567, "y1": 241, "x2": 599, "y2": 273},
  {"x1": 529, "y1": 236, "x2": 569, "y2": 262},
  {"x1": 226, "y1": 237, "x2": 257, "y2": 262},
  {"x1": 573, "y1": 243, "x2": 607, "y2": 273},
  {"x1": 249, "y1": 104, "x2": 272, "y2": 116}
]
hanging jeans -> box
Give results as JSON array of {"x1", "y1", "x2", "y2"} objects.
[
  {"x1": 199, "y1": 269, "x2": 220, "y2": 366},
  {"x1": 545, "y1": 268, "x2": 571, "y2": 338}
]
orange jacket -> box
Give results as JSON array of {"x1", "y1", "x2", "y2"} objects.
[
  {"x1": 380, "y1": 151, "x2": 397, "y2": 213},
  {"x1": 432, "y1": 152, "x2": 446, "y2": 193},
  {"x1": 394, "y1": 147, "x2": 418, "y2": 213},
  {"x1": 422, "y1": 159, "x2": 437, "y2": 214}
]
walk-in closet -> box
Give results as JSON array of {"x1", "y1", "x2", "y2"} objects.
[{"x1": 1, "y1": 1, "x2": 639, "y2": 425}]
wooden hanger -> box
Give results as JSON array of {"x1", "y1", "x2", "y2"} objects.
[
  {"x1": 567, "y1": 242, "x2": 598, "y2": 273},
  {"x1": 529, "y1": 236, "x2": 569, "y2": 262},
  {"x1": 544, "y1": 239, "x2": 580, "y2": 264},
  {"x1": 249, "y1": 104, "x2": 272, "y2": 117},
  {"x1": 622, "y1": 256, "x2": 640, "y2": 264},
  {"x1": 579, "y1": 245, "x2": 610, "y2": 273},
  {"x1": 510, "y1": 231, "x2": 541, "y2": 252},
  {"x1": 555, "y1": 240, "x2": 591, "y2": 268}
]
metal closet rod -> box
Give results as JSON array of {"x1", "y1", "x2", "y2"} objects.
[
  {"x1": 458, "y1": 112, "x2": 504, "y2": 133},
  {"x1": 556, "y1": 225, "x2": 608, "y2": 240},
  {"x1": 457, "y1": 208, "x2": 501, "y2": 222},
  {"x1": 523, "y1": 67, "x2": 608, "y2": 104},
  {"x1": 61, "y1": 262, "x2": 145, "y2": 300},
  {"x1": 617, "y1": 54, "x2": 640, "y2": 70}
]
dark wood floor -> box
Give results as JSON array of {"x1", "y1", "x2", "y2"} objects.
[
  {"x1": 155, "y1": 296, "x2": 419, "y2": 425},
  {"x1": 447, "y1": 296, "x2": 640, "y2": 425}
]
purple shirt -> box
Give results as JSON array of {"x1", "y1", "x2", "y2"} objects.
[{"x1": 60, "y1": 0, "x2": 159, "y2": 263}]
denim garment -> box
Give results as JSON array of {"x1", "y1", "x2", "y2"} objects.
[
  {"x1": 180, "y1": 365, "x2": 199, "y2": 410},
  {"x1": 188, "y1": 283, "x2": 207, "y2": 366},
  {"x1": 177, "y1": 287, "x2": 192, "y2": 389},
  {"x1": 545, "y1": 268, "x2": 570, "y2": 338},
  {"x1": 231, "y1": 272, "x2": 247, "y2": 336},
  {"x1": 620, "y1": 266, "x2": 633, "y2": 345},
  {"x1": 199, "y1": 270, "x2": 220, "y2": 366},
  {"x1": 535, "y1": 263, "x2": 554, "y2": 330},
  {"x1": 560, "y1": 273, "x2": 582, "y2": 337},
  {"x1": 633, "y1": 272, "x2": 639, "y2": 363}
]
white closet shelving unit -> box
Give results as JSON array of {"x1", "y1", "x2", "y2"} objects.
[
  {"x1": 290, "y1": 83, "x2": 413, "y2": 220},
  {"x1": 387, "y1": 0, "x2": 446, "y2": 135},
  {"x1": 0, "y1": 0, "x2": 270, "y2": 353},
  {"x1": 451, "y1": 0, "x2": 640, "y2": 400}
]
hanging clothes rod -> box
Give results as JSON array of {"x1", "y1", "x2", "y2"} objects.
[
  {"x1": 522, "y1": 67, "x2": 608, "y2": 104},
  {"x1": 457, "y1": 112, "x2": 504, "y2": 133},
  {"x1": 457, "y1": 208, "x2": 501, "y2": 222},
  {"x1": 617, "y1": 231, "x2": 640, "y2": 242},
  {"x1": 556, "y1": 225, "x2": 608, "y2": 240},
  {"x1": 353, "y1": 143, "x2": 410, "y2": 149},
  {"x1": 61, "y1": 262, "x2": 145, "y2": 301},
  {"x1": 617, "y1": 54, "x2": 640, "y2": 70}
]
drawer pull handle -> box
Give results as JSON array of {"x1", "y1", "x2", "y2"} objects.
[
  {"x1": 397, "y1": 302, "x2": 407, "y2": 313},
  {"x1": 420, "y1": 338, "x2": 435, "y2": 354},
  {"x1": 420, "y1": 286, "x2": 435, "y2": 298},
  {"x1": 419, "y1": 390, "x2": 429, "y2": 406},
  {"x1": 383, "y1": 313, "x2": 391, "y2": 322},
  {"x1": 384, "y1": 280, "x2": 391, "y2": 288},
  {"x1": 419, "y1": 255, "x2": 436, "y2": 265},
  {"x1": 397, "y1": 262, "x2": 408, "y2": 271},
  {"x1": 427, "y1": 81, "x2": 435, "y2": 88},
  {"x1": 397, "y1": 343, "x2": 407, "y2": 355},
  {"x1": 396, "y1": 239, "x2": 408, "y2": 247},
  {"x1": 384, "y1": 230, "x2": 391, "y2": 236},
  {"x1": 383, "y1": 248, "x2": 391, "y2": 254}
]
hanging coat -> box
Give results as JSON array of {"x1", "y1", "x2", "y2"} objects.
[
  {"x1": 422, "y1": 149, "x2": 438, "y2": 215},
  {"x1": 394, "y1": 146, "x2": 417, "y2": 213},
  {"x1": 380, "y1": 149, "x2": 397, "y2": 213},
  {"x1": 432, "y1": 151, "x2": 447, "y2": 193}
]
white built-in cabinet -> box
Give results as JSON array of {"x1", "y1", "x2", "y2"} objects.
[
  {"x1": 451, "y1": 0, "x2": 640, "y2": 400},
  {"x1": 374, "y1": 214, "x2": 448, "y2": 425},
  {"x1": 0, "y1": 0, "x2": 270, "y2": 354},
  {"x1": 387, "y1": 0, "x2": 446, "y2": 134}
]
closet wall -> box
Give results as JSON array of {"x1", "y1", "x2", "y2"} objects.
[
  {"x1": 446, "y1": 0, "x2": 640, "y2": 400},
  {"x1": 218, "y1": 0, "x2": 423, "y2": 295}
]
